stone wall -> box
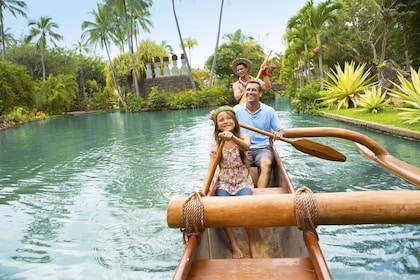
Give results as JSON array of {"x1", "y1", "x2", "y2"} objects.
[
  {"x1": 142, "y1": 54, "x2": 194, "y2": 97},
  {"x1": 143, "y1": 76, "x2": 193, "y2": 96}
]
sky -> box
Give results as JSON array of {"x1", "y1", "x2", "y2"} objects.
[{"x1": 6, "y1": 0, "x2": 319, "y2": 69}]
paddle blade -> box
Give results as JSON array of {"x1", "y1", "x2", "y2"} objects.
[{"x1": 292, "y1": 139, "x2": 346, "y2": 162}]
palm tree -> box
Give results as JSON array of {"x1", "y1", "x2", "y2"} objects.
[
  {"x1": 82, "y1": 3, "x2": 127, "y2": 108},
  {"x1": 105, "y1": 0, "x2": 152, "y2": 96},
  {"x1": 171, "y1": 0, "x2": 196, "y2": 90},
  {"x1": 285, "y1": 13, "x2": 314, "y2": 86},
  {"x1": 223, "y1": 29, "x2": 248, "y2": 44},
  {"x1": 181, "y1": 36, "x2": 198, "y2": 67},
  {"x1": 209, "y1": 0, "x2": 224, "y2": 87},
  {"x1": 304, "y1": 0, "x2": 341, "y2": 90},
  {"x1": 161, "y1": 40, "x2": 174, "y2": 54},
  {"x1": 25, "y1": 16, "x2": 63, "y2": 81},
  {"x1": 0, "y1": 0, "x2": 27, "y2": 60},
  {"x1": 74, "y1": 40, "x2": 90, "y2": 107}
]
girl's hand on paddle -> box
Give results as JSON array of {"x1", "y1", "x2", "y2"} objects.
[{"x1": 218, "y1": 131, "x2": 233, "y2": 140}]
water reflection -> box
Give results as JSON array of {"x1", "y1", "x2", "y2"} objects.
[{"x1": 0, "y1": 99, "x2": 419, "y2": 279}]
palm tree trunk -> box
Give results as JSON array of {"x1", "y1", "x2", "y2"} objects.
[
  {"x1": 1, "y1": 17, "x2": 6, "y2": 60},
  {"x1": 316, "y1": 32, "x2": 323, "y2": 91},
  {"x1": 104, "y1": 40, "x2": 127, "y2": 108},
  {"x1": 209, "y1": 0, "x2": 224, "y2": 87},
  {"x1": 123, "y1": 0, "x2": 141, "y2": 96},
  {"x1": 41, "y1": 46, "x2": 46, "y2": 81},
  {"x1": 172, "y1": 0, "x2": 196, "y2": 91}
]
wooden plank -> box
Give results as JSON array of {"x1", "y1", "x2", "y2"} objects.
[
  {"x1": 188, "y1": 258, "x2": 317, "y2": 280},
  {"x1": 167, "y1": 190, "x2": 420, "y2": 228}
]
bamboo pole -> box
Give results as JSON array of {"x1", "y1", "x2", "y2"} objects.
[{"x1": 167, "y1": 190, "x2": 420, "y2": 228}]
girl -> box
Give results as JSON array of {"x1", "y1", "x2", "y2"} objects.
[{"x1": 203, "y1": 105, "x2": 260, "y2": 258}]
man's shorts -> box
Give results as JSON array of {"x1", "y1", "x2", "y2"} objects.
[{"x1": 247, "y1": 147, "x2": 274, "y2": 167}]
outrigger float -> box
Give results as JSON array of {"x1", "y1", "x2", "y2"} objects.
[{"x1": 166, "y1": 125, "x2": 420, "y2": 279}]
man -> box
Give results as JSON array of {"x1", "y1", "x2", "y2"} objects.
[
  {"x1": 233, "y1": 79, "x2": 284, "y2": 188},
  {"x1": 231, "y1": 58, "x2": 271, "y2": 103}
]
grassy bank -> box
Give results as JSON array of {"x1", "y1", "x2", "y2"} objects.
[{"x1": 321, "y1": 108, "x2": 420, "y2": 132}]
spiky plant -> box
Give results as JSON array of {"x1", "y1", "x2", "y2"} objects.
[
  {"x1": 357, "y1": 86, "x2": 391, "y2": 113},
  {"x1": 319, "y1": 61, "x2": 378, "y2": 110},
  {"x1": 387, "y1": 67, "x2": 420, "y2": 124}
]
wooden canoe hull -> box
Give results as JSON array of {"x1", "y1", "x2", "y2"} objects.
[{"x1": 171, "y1": 144, "x2": 325, "y2": 279}]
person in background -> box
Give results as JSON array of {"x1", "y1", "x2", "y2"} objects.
[
  {"x1": 231, "y1": 58, "x2": 271, "y2": 103},
  {"x1": 204, "y1": 105, "x2": 261, "y2": 259}
]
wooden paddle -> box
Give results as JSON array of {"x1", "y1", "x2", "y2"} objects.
[
  {"x1": 255, "y1": 49, "x2": 273, "y2": 80},
  {"x1": 202, "y1": 139, "x2": 225, "y2": 195},
  {"x1": 239, "y1": 50, "x2": 273, "y2": 104},
  {"x1": 239, "y1": 123, "x2": 346, "y2": 162}
]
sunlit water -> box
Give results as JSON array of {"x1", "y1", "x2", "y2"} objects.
[{"x1": 0, "y1": 98, "x2": 419, "y2": 279}]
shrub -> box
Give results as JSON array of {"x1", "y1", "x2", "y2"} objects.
[
  {"x1": 126, "y1": 93, "x2": 146, "y2": 112},
  {"x1": 291, "y1": 80, "x2": 322, "y2": 115},
  {"x1": 357, "y1": 86, "x2": 391, "y2": 114},
  {"x1": 148, "y1": 87, "x2": 168, "y2": 110},
  {"x1": 387, "y1": 67, "x2": 420, "y2": 124},
  {"x1": 319, "y1": 61, "x2": 378, "y2": 110}
]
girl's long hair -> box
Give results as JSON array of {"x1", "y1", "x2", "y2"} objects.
[{"x1": 213, "y1": 110, "x2": 250, "y2": 171}]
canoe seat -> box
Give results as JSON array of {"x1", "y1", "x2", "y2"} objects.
[{"x1": 188, "y1": 257, "x2": 317, "y2": 279}]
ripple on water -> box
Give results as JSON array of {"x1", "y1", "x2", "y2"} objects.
[{"x1": 93, "y1": 207, "x2": 182, "y2": 277}]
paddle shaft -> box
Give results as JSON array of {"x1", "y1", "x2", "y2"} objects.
[
  {"x1": 202, "y1": 139, "x2": 225, "y2": 195},
  {"x1": 255, "y1": 49, "x2": 272, "y2": 80},
  {"x1": 240, "y1": 122, "x2": 290, "y2": 144},
  {"x1": 239, "y1": 122, "x2": 346, "y2": 162}
]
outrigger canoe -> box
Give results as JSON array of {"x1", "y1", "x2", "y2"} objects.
[{"x1": 167, "y1": 126, "x2": 420, "y2": 279}]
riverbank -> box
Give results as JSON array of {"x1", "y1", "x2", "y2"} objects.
[{"x1": 323, "y1": 112, "x2": 420, "y2": 141}]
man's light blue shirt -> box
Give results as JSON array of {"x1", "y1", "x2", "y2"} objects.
[{"x1": 234, "y1": 102, "x2": 282, "y2": 148}]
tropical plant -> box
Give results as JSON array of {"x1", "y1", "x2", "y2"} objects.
[
  {"x1": 73, "y1": 40, "x2": 90, "y2": 108},
  {"x1": 204, "y1": 32, "x2": 265, "y2": 78},
  {"x1": 40, "y1": 73, "x2": 77, "y2": 115},
  {"x1": 0, "y1": 0, "x2": 27, "y2": 60},
  {"x1": 357, "y1": 86, "x2": 391, "y2": 113},
  {"x1": 387, "y1": 67, "x2": 420, "y2": 124},
  {"x1": 171, "y1": 0, "x2": 196, "y2": 90},
  {"x1": 209, "y1": 0, "x2": 224, "y2": 87},
  {"x1": 181, "y1": 37, "x2": 198, "y2": 67},
  {"x1": 104, "y1": 0, "x2": 152, "y2": 96},
  {"x1": 25, "y1": 16, "x2": 63, "y2": 81},
  {"x1": 0, "y1": 60, "x2": 36, "y2": 115},
  {"x1": 82, "y1": 4, "x2": 127, "y2": 107},
  {"x1": 303, "y1": 0, "x2": 342, "y2": 90},
  {"x1": 319, "y1": 61, "x2": 378, "y2": 110}
]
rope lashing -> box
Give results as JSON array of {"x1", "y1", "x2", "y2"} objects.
[
  {"x1": 294, "y1": 186, "x2": 319, "y2": 237},
  {"x1": 180, "y1": 191, "x2": 205, "y2": 244}
]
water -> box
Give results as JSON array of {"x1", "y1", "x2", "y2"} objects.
[{"x1": 0, "y1": 98, "x2": 419, "y2": 279}]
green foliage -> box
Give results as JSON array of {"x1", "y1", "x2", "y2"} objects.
[
  {"x1": 148, "y1": 87, "x2": 168, "y2": 110},
  {"x1": 167, "y1": 90, "x2": 197, "y2": 109},
  {"x1": 291, "y1": 80, "x2": 322, "y2": 115},
  {"x1": 204, "y1": 30, "x2": 265, "y2": 77},
  {"x1": 357, "y1": 86, "x2": 391, "y2": 113},
  {"x1": 144, "y1": 82, "x2": 232, "y2": 111},
  {"x1": 90, "y1": 86, "x2": 119, "y2": 110},
  {"x1": 0, "y1": 60, "x2": 36, "y2": 115},
  {"x1": 39, "y1": 74, "x2": 78, "y2": 115},
  {"x1": 319, "y1": 61, "x2": 378, "y2": 109},
  {"x1": 387, "y1": 67, "x2": 420, "y2": 124},
  {"x1": 126, "y1": 93, "x2": 146, "y2": 112},
  {"x1": 0, "y1": 107, "x2": 33, "y2": 129}
]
